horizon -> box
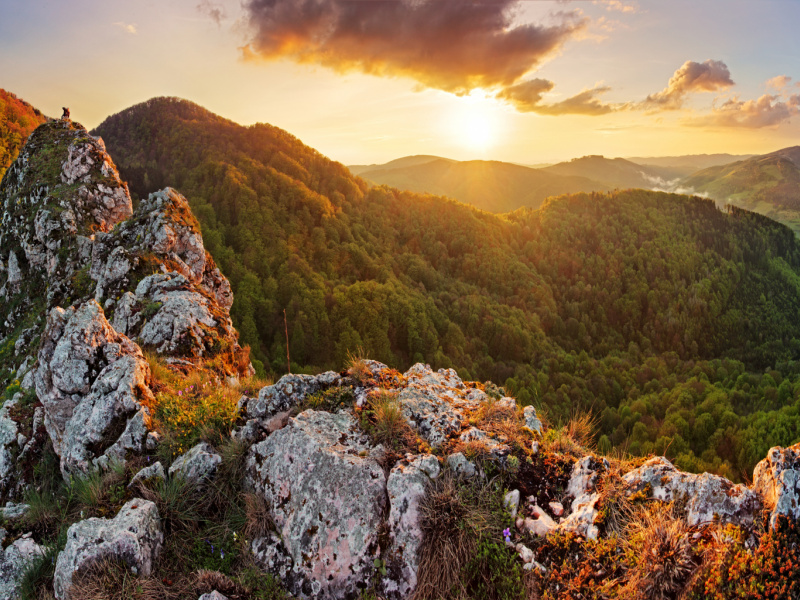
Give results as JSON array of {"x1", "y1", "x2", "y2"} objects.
[{"x1": 2, "y1": 0, "x2": 800, "y2": 165}]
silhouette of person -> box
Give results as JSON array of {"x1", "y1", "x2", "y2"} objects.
[{"x1": 61, "y1": 107, "x2": 70, "y2": 120}]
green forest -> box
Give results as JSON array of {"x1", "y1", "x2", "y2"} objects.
[{"x1": 91, "y1": 97, "x2": 800, "y2": 482}]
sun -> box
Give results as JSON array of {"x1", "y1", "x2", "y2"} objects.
[
  {"x1": 443, "y1": 91, "x2": 504, "y2": 155},
  {"x1": 462, "y1": 116, "x2": 494, "y2": 152}
]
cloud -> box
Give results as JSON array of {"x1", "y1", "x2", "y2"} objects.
[
  {"x1": 240, "y1": 0, "x2": 587, "y2": 95},
  {"x1": 497, "y1": 79, "x2": 621, "y2": 115},
  {"x1": 198, "y1": 0, "x2": 227, "y2": 26},
  {"x1": 641, "y1": 59, "x2": 734, "y2": 110},
  {"x1": 113, "y1": 22, "x2": 137, "y2": 34},
  {"x1": 594, "y1": 0, "x2": 637, "y2": 13},
  {"x1": 766, "y1": 75, "x2": 792, "y2": 91},
  {"x1": 701, "y1": 94, "x2": 800, "y2": 128}
]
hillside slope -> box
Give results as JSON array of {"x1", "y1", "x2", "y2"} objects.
[
  {"x1": 92, "y1": 97, "x2": 800, "y2": 479},
  {"x1": 0, "y1": 89, "x2": 47, "y2": 179},
  {"x1": 682, "y1": 147, "x2": 800, "y2": 232}
]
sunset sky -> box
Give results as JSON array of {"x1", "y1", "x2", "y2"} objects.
[{"x1": 2, "y1": 0, "x2": 799, "y2": 165}]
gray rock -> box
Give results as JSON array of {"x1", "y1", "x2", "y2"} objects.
[
  {"x1": 246, "y1": 410, "x2": 385, "y2": 599},
  {"x1": 752, "y1": 443, "x2": 800, "y2": 528},
  {"x1": 559, "y1": 456, "x2": 609, "y2": 540},
  {"x1": 522, "y1": 405, "x2": 542, "y2": 435},
  {"x1": 446, "y1": 452, "x2": 477, "y2": 478},
  {"x1": 251, "y1": 534, "x2": 294, "y2": 584},
  {"x1": 0, "y1": 532, "x2": 46, "y2": 600},
  {"x1": 35, "y1": 301, "x2": 155, "y2": 478},
  {"x1": 129, "y1": 462, "x2": 166, "y2": 488},
  {"x1": 398, "y1": 364, "x2": 484, "y2": 448},
  {"x1": 624, "y1": 457, "x2": 761, "y2": 527},
  {"x1": 198, "y1": 592, "x2": 229, "y2": 600},
  {"x1": 1, "y1": 502, "x2": 30, "y2": 521},
  {"x1": 169, "y1": 442, "x2": 221, "y2": 484},
  {"x1": 383, "y1": 455, "x2": 440, "y2": 599},
  {"x1": 504, "y1": 489, "x2": 521, "y2": 519},
  {"x1": 54, "y1": 499, "x2": 163, "y2": 600}
]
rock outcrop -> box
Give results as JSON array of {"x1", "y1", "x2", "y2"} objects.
[
  {"x1": 753, "y1": 443, "x2": 800, "y2": 527},
  {"x1": 624, "y1": 456, "x2": 761, "y2": 527},
  {"x1": 246, "y1": 410, "x2": 386, "y2": 599},
  {"x1": 54, "y1": 499, "x2": 163, "y2": 600},
  {"x1": 0, "y1": 119, "x2": 248, "y2": 490},
  {"x1": 35, "y1": 301, "x2": 156, "y2": 478}
]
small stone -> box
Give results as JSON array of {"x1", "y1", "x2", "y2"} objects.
[
  {"x1": 168, "y1": 442, "x2": 221, "y2": 485},
  {"x1": 549, "y1": 501, "x2": 564, "y2": 517},
  {"x1": 522, "y1": 405, "x2": 542, "y2": 434},
  {"x1": 515, "y1": 543, "x2": 535, "y2": 563},
  {"x1": 446, "y1": 452, "x2": 477, "y2": 478},
  {"x1": 129, "y1": 462, "x2": 166, "y2": 488},
  {"x1": 504, "y1": 489, "x2": 521, "y2": 519},
  {"x1": 198, "y1": 592, "x2": 229, "y2": 600}
]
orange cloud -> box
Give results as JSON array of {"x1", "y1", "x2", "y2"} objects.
[
  {"x1": 702, "y1": 94, "x2": 800, "y2": 128},
  {"x1": 241, "y1": 0, "x2": 587, "y2": 95},
  {"x1": 641, "y1": 59, "x2": 734, "y2": 110},
  {"x1": 498, "y1": 80, "x2": 620, "y2": 115}
]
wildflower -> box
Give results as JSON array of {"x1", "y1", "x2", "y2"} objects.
[
  {"x1": 220, "y1": 550, "x2": 225, "y2": 559},
  {"x1": 178, "y1": 391, "x2": 182, "y2": 396},
  {"x1": 503, "y1": 527, "x2": 511, "y2": 543}
]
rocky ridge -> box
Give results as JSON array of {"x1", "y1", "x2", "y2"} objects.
[{"x1": 0, "y1": 119, "x2": 799, "y2": 599}]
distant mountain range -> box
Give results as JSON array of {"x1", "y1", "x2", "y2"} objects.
[{"x1": 349, "y1": 150, "x2": 800, "y2": 227}]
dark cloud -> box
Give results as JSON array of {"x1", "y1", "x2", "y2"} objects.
[
  {"x1": 497, "y1": 80, "x2": 620, "y2": 115},
  {"x1": 198, "y1": 0, "x2": 226, "y2": 26},
  {"x1": 641, "y1": 59, "x2": 734, "y2": 110},
  {"x1": 701, "y1": 94, "x2": 800, "y2": 128},
  {"x1": 240, "y1": 0, "x2": 587, "y2": 94}
]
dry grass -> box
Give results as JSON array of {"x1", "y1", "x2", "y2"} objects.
[
  {"x1": 69, "y1": 558, "x2": 187, "y2": 600},
  {"x1": 414, "y1": 470, "x2": 507, "y2": 600},
  {"x1": 345, "y1": 347, "x2": 371, "y2": 384},
  {"x1": 617, "y1": 503, "x2": 700, "y2": 600},
  {"x1": 242, "y1": 492, "x2": 274, "y2": 541},
  {"x1": 368, "y1": 389, "x2": 413, "y2": 446},
  {"x1": 542, "y1": 412, "x2": 598, "y2": 458}
]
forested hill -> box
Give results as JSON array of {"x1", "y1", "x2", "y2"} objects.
[
  {"x1": 0, "y1": 89, "x2": 47, "y2": 179},
  {"x1": 93, "y1": 97, "x2": 800, "y2": 480}
]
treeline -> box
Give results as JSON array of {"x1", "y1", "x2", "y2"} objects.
[
  {"x1": 0, "y1": 89, "x2": 47, "y2": 180},
  {"x1": 92, "y1": 97, "x2": 800, "y2": 480}
]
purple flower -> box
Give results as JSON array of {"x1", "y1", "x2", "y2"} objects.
[{"x1": 503, "y1": 527, "x2": 511, "y2": 542}]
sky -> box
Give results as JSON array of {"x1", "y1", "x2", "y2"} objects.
[{"x1": 2, "y1": 0, "x2": 800, "y2": 165}]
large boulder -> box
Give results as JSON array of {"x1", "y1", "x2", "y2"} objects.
[
  {"x1": 35, "y1": 301, "x2": 156, "y2": 478},
  {"x1": 53, "y1": 499, "x2": 163, "y2": 600},
  {"x1": 236, "y1": 371, "x2": 341, "y2": 442},
  {"x1": 246, "y1": 410, "x2": 386, "y2": 599},
  {"x1": 383, "y1": 455, "x2": 440, "y2": 599},
  {"x1": 398, "y1": 364, "x2": 485, "y2": 448},
  {"x1": 112, "y1": 271, "x2": 238, "y2": 358},
  {"x1": 752, "y1": 443, "x2": 800, "y2": 528},
  {"x1": 0, "y1": 531, "x2": 46, "y2": 600},
  {"x1": 90, "y1": 187, "x2": 232, "y2": 309},
  {"x1": 624, "y1": 457, "x2": 761, "y2": 527}
]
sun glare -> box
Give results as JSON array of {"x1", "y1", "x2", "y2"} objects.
[{"x1": 443, "y1": 91, "x2": 504, "y2": 155}]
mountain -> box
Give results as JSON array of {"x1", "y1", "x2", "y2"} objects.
[
  {"x1": 681, "y1": 146, "x2": 800, "y2": 232},
  {"x1": 542, "y1": 155, "x2": 687, "y2": 189},
  {"x1": 0, "y1": 88, "x2": 47, "y2": 179},
  {"x1": 627, "y1": 152, "x2": 755, "y2": 171},
  {"x1": 2, "y1": 114, "x2": 800, "y2": 600},
  {"x1": 350, "y1": 156, "x2": 613, "y2": 212},
  {"x1": 349, "y1": 154, "x2": 454, "y2": 176},
  {"x1": 89, "y1": 97, "x2": 800, "y2": 483}
]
